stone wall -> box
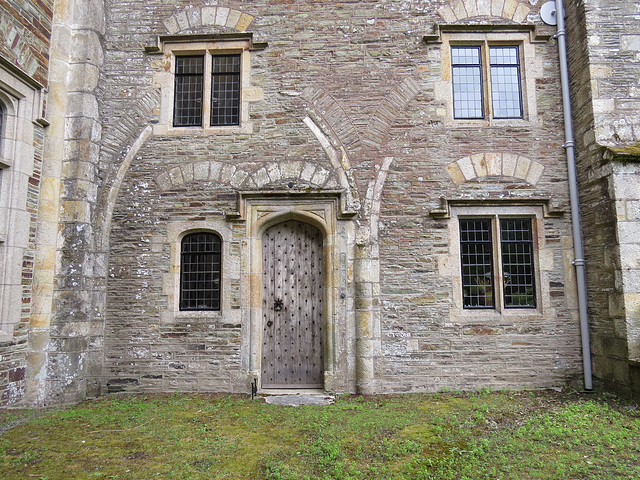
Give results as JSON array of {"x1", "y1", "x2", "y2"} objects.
[
  {"x1": 566, "y1": 0, "x2": 640, "y2": 398},
  {"x1": 23, "y1": 0, "x2": 588, "y2": 403},
  {"x1": 0, "y1": 0, "x2": 50, "y2": 406}
]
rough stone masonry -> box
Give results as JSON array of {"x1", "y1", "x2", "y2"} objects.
[{"x1": 13, "y1": 0, "x2": 640, "y2": 406}]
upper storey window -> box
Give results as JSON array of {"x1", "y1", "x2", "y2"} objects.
[
  {"x1": 426, "y1": 27, "x2": 547, "y2": 126},
  {"x1": 173, "y1": 54, "x2": 241, "y2": 128},
  {"x1": 150, "y1": 34, "x2": 266, "y2": 136},
  {"x1": 452, "y1": 45, "x2": 523, "y2": 120},
  {"x1": 174, "y1": 56, "x2": 204, "y2": 127}
]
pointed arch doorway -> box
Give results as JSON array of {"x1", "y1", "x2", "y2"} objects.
[{"x1": 261, "y1": 220, "x2": 324, "y2": 388}]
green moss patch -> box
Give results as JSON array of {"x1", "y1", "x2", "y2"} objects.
[{"x1": 0, "y1": 391, "x2": 638, "y2": 479}]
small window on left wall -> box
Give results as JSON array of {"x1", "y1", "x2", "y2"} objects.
[{"x1": 180, "y1": 232, "x2": 222, "y2": 311}]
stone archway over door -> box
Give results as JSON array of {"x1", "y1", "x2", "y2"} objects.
[{"x1": 262, "y1": 221, "x2": 324, "y2": 388}]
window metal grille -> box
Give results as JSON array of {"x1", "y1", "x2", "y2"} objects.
[
  {"x1": 452, "y1": 47, "x2": 484, "y2": 119},
  {"x1": 460, "y1": 219, "x2": 495, "y2": 308},
  {"x1": 180, "y1": 232, "x2": 222, "y2": 311},
  {"x1": 211, "y1": 55, "x2": 241, "y2": 126},
  {"x1": 500, "y1": 218, "x2": 536, "y2": 307},
  {"x1": 173, "y1": 56, "x2": 204, "y2": 127},
  {"x1": 490, "y1": 46, "x2": 523, "y2": 118}
]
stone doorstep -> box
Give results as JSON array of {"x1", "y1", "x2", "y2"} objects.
[{"x1": 262, "y1": 392, "x2": 335, "y2": 406}]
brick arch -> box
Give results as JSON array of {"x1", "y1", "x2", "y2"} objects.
[
  {"x1": 162, "y1": 5, "x2": 255, "y2": 34},
  {"x1": 438, "y1": 0, "x2": 531, "y2": 23},
  {"x1": 446, "y1": 153, "x2": 544, "y2": 185}
]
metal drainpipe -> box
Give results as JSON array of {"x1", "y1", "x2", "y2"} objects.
[{"x1": 555, "y1": 0, "x2": 593, "y2": 390}]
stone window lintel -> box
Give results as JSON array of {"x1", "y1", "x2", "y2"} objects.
[
  {"x1": 423, "y1": 23, "x2": 552, "y2": 45},
  {"x1": 145, "y1": 33, "x2": 267, "y2": 54},
  {"x1": 429, "y1": 197, "x2": 565, "y2": 219}
]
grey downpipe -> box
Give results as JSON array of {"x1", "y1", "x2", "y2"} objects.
[{"x1": 555, "y1": 0, "x2": 593, "y2": 390}]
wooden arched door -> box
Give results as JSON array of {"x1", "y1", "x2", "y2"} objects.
[{"x1": 261, "y1": 221, "x2": 324, "y2": 388}]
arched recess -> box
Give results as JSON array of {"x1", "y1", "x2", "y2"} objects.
[
  {"x1": 96, "y1": 125, "x2": 152, "y2": 252},
  {"x1": 239, "y1": 193, "x2": 353, "y2": 393}
]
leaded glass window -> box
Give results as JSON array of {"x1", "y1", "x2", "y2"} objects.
[
  {"x1": 211, "y1": 54, "x2": 241, "y2": 126},
  {"x1": 451, "y1": 45, "x2": 523, "y2": 120},
  {"x1": 460, "y1": 219, "x2": 495, "y2": 308},
  {"x1": 500, "y1": 218, "x2": 535, "y2": 308},
  {"x1": 173, "y1": 56, "x2": 204, "y2": 127},
  {"x1": 490, "y1": 46, "x2": 523, "y2": 118},
  {"x1": 460, "y1": 217, "x2": 536, "y2": 309},
  {"x1": 452, "y1": 47, "x2": 483, "y2": 119}
]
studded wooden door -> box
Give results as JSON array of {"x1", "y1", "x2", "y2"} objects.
[{"x1": 262, "y1": 221, "x2": 324, "y2": 388}]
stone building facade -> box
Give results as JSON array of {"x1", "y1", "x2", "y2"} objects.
[
  {"x1": 0, "y1": 0, "x2": 50, "y2": 404},
  {"x1": 565, "y1": 0, "x2": 640, "y2": 398},
  {"x1": 0, "y1": 0, "x2": 637, "y2": 406}
]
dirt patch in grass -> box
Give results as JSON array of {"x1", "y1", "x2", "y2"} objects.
[{"x1": 0, "y1": 390, "x2": 638, "y2": 479}]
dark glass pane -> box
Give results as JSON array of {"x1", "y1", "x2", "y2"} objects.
[
  {"x1": 174, "y1": 56, "x2": 204, "y2": 126},
  {"x1": 213, "y1": 54, "x2": 241, "y2": 73},
  {"x1": 175, "y1": 56, "x2": 204, "y2": 75},
  {"x1": 211, "y1": 55, "x2": 241, "y2": 126},
  {"x1": 452, "y1": 47, "x2": 483, "y2": 119},
  {"x1": 501, "y1": 218, "x2": 536, "y2": 308},
  {"x1": 180, "y1": 232, "x2": 222, "y2": 310},
  {"x1": 490, "y1": 46, "x2": 523, "y2": 118},
  {"x1": 460, "y1": 219, "x2": 495, "y2": 308}
]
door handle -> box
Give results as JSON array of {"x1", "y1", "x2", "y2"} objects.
[{"x1": 274, "y1": 298, "x2": 283, "y2": 311}]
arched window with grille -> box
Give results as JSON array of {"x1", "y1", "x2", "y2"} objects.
[{"x1": 180, "y1": 232, "x2": 222, "y2": 311}]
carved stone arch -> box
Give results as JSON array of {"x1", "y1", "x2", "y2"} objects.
[
  {"x1": 153, "y1": 159, "x2": 344, "y2": 199},
  {"x1": 446, "y1": 153, "x2": 544, "y2": 185},
  {"x1": 0, "y1": 90, "x2": 16, "y2": 116},
  {"x1": 97, "y1": 125, "x2": 152, "y2": 251},
  {"x1": 438, "y1": 0, "x2": 531, "y2": 23},
  {"x1": 163, "y1": 5, "x2": 256, "y2": 34}
]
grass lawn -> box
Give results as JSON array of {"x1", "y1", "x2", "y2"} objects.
[{"x1": 0, "y1": 389, "x2": 638, "y2": 479}]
